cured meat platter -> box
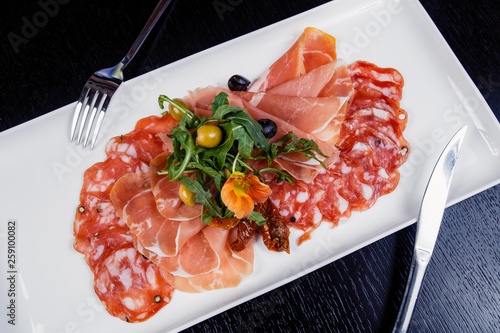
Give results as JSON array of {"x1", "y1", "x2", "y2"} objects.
[{"x1": 1, "y1": 0, "x2": 499, "y2": 332}]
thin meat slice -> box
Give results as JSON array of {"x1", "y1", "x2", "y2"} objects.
[
  {"x1": 270, "y1": 61, "x2": 410, "y2": 243},
  {"x1": 264, "y1": 60, "x2": 353, "y2": 100},
  {"x1": 78, "y1": 154, "x2": 149, "y2": 197},
  {"x1": 250, "y1": 27, "x2": 337, "y2": 92},
  {"x1": 134, "y1": 113, "x2": 178, "y2": 153},
  {"x1": 94, "y1": 244, "x2": 174, "y2": 323},
  {"x1": 348, "y1": 61, "x2": 404, "y2": 102},
  {"x1": 173, "y1": 227, "x2": 254, "y2": 293},
  {"x1": 74, "y1": 195, "x2": 132, "y2": 270},
  {"x1": 134, "y1": 113, "x2": 178, "y2": 135},
  {"x1": 110, "y1": 170, "x2": 254, "y2": 293},
  {"x1": 105, "y1": 129, "x2": 165, "y2": 164},
  {"x1": 83, "y1": 226, "x2": 133, "y2": 271},
  {"x1": 110, "y1": 171, "x2": 204, "y2": 265},
  {"x1": 131, "y1": 229, "x2": 220, "y2": 287},
  {"x1": 236, "y1": 92, "x2": 347, "y2": 144},
  {"x1": 149, "y1": 152, "x2": 202, "y2": 220},
  {"x1": 184, "y1": 87, "x2": 340, "y2": 183}
]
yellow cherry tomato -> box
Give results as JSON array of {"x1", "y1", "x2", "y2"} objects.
[
  {"x1": 196, "y1": 124, "x2": 223, "y2": 148},
  {"x1": 169, "y1": 98, "x2": 190, "y2": 122},
  {"x1": 179, "y1": 184, "x2": 196, "y2": 207}
]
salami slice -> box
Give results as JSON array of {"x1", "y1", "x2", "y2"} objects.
[
  {"x1": 270, "y1": 60, "x2": 410, "y2": 243},
  {"x1": 73, "y1": 113, "x2": 178, "y2": 322},
  {"x1": 94, "y1": 244, "x2": 174, "y2": 323},
  {"x1": 74, "y1": 155, "x2": 149, "y2": 256},
  {"x1": 105, "y1": 129, "x2": 165, "y2": 164}
]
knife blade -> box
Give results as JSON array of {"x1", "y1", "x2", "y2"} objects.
[{"x1": 392, "y1": 125, "x2": 468, "y2": 333}]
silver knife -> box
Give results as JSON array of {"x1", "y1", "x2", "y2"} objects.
[{"x1": 392, "y1": 125, "x2": 468, "y2": 332}]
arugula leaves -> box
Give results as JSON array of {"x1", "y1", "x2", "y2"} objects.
[{"x1": 157, "y1": 92, "x2": 328, "y2": 226}]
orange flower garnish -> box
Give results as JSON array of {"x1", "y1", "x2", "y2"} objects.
[{"x1": 221, "y1": 172, "x2": 272, "y2": 219}]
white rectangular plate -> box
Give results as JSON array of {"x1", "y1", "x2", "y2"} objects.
[{"x1": 1, "y1": 0, "x2": 500, "y2": 332}]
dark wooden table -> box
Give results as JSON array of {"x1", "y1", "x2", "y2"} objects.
[{"x1": 1, "y1": 1, "x2": 498, "y2": 332}]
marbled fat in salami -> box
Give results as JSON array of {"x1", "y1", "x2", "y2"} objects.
[
  {"x1": 269, "y1": 61, "x2": 410, "y2": 243},
  {"x1": 73, "y1": 114, "x2": 176, "y2": 322}
]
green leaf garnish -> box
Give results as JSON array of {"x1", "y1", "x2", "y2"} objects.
[
  {"x1": 248, "y1": 211, "x2": 267, "y2": 226},
  {"x1": 157, "y1": 91, "x2": 328, "y2": 224}
]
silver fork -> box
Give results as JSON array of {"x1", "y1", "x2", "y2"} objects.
[{"x1": 70, "y1": 0, "x2": 173, "y2": 149}]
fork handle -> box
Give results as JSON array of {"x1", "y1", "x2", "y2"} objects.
[{"x1": 119, "y1": 0, "x2": 173, "y2": 70}]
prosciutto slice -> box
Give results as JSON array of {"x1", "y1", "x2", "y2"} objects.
[
  {"x1": 184, "y1": 28, "x2": 354, "y2": 183},
  {"x1": 110, "y1": 170, "x2": 254, "y2": 293},
  {"x1": 249, "y1": 27, "x2": 337, "y2": 92},
  {"x1": 149, "y1": 152, "x2": 202, "y2": 221}
]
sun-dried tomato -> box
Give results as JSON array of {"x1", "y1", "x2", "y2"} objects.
[
  {"x1": 230, "y1": 219, "x2": 259, "y2": 252},
  {"x1": 256, "y1": 201, "x2": 290, "y2": 253}
]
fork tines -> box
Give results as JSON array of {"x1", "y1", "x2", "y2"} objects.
[{"x1": 70, "y1": 79, "x2": 113, "y2": 149}]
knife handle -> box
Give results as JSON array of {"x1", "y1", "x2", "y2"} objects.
[{"x1": 392, "y1": 249, "x2": 430, "y2": 333}]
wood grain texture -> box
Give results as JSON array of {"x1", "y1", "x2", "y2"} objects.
[{"x1": 0, "y1": 0, "x2": 498, "y2": 332}]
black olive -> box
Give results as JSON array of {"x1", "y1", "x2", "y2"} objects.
[
  {"x1": 258, "y1": 119, "x2": 278, "y2": 139},
  {"x1": 228, "y1": 75, "x2": 251, "y2": 91}
]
